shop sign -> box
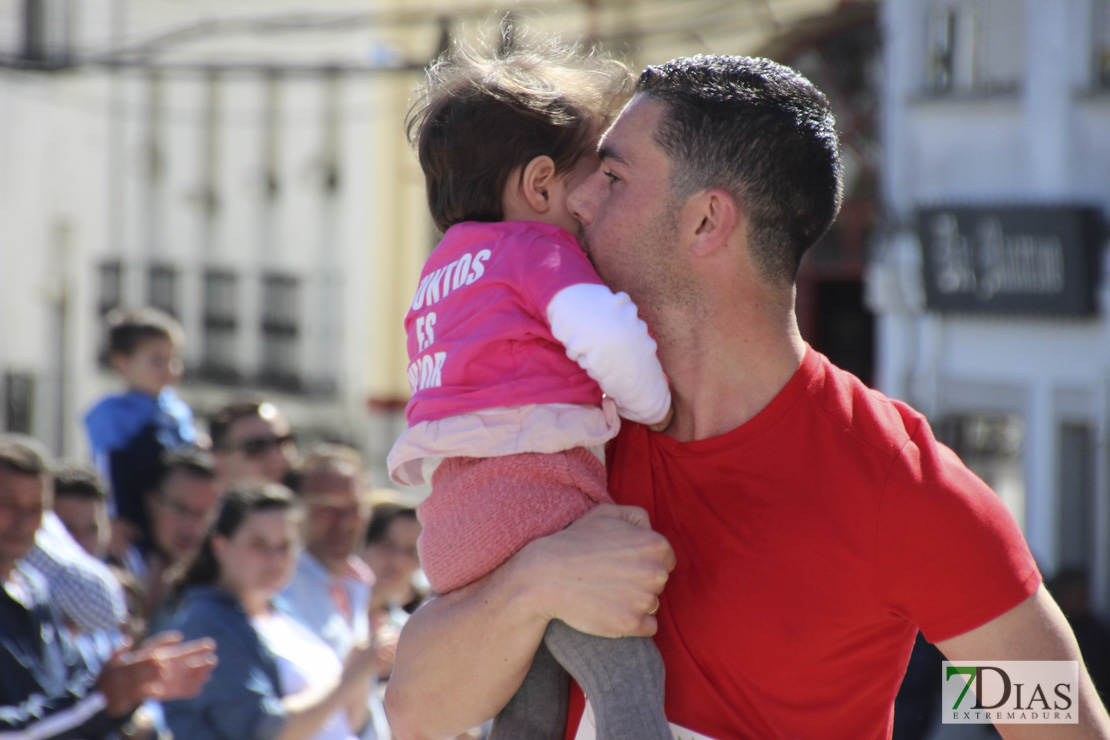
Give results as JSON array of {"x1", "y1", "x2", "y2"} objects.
[{"x1": 916, "y1": 206, "x2": 1103, "y2": 316}]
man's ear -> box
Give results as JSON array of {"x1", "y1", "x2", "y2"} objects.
[
  {"x1": 690, "y1": 188, "x2": 739, "y2": 257},
  {"x1": 520, "y1": 155, "x2": 558, "y2": 214}
]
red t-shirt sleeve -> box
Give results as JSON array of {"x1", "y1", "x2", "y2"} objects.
[
  {"x1": 515, "y1": 228, "x2": 606, "y2": 314},
  {"x1": 874, "y1": 416, "x2": 1041, "y2": 643}
]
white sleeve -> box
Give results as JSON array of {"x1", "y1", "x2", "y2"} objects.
[{"x1": 546, "y1": 283, "x2": 671, "y2": 425}]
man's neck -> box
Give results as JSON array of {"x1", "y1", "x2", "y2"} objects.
[
  {"x1": 307, "y1": 549, "x2": 348, "y2": 578},
  {"x1": 657, "y1": 298, "x2": 806, "y2": 442}
]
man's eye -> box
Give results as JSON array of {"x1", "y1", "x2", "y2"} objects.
[{"x1": 604, "y1": 170, "x2": 620, "y2": 183}]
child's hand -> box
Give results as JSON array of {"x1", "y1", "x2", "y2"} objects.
[{"x1": 647, "y1": 403, "x2": 674, "y2": 433}]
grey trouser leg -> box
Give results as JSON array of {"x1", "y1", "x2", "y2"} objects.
[
  {"x1": 488, "y1": 631, "x2": 569, "y2": 740},
  {"x1": 490, "y1": 619, "x2": 670, "y2": 740}
]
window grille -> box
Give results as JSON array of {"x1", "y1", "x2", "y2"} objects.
[
  {"x1": 926, "y1": 0, "x2": 1023, "y2": 95},
  {"x1": 200, "y1": 269, "x2": 239, "y2": 382}
]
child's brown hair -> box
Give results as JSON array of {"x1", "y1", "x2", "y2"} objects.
[
  {"x1": 406, "y1": 31, "x2": 635, "y2": 233},
  {"x1": 106, "y1": 306, "x2": 184, "y2": 357}
]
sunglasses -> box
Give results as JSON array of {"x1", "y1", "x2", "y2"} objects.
[{"x1": 232, "y1": 433, "x2": 295, "y2": 457}]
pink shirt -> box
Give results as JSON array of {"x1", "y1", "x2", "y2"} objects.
[{"x1": 403, "y1": 220, "x2": 606, "y2": 425}]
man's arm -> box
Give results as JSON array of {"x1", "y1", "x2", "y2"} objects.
[
  {"x1": 936, "y1": 584, "x2": 1110, "y2": 739},
  {"x1": 0, "y1": 690, "x2": 119, "y2": 740},
  {"x1": 0, "y1": 632, "x2": 215, "y2": 740},
  {"x1": 384, "y1": 504, "x2": 674, "y2": 740}
]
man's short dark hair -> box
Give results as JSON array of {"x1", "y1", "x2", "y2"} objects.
[
  {"x1": 106, "y1": 306, "x2": 185, "y2": 357},
  {"x1": 208, "y1": 400, "x2": 271, "y2": 451},
  {"x1": 156, "y1": 446, "x2": 217, "y2": 490},
  {"x1": 52, "y1": 462, "x2": 110, "y2": 502},
  {"x1": 365, "y1": 501, "x2": 418, "y2": 546},
  {"x1": 637, "y1": 55, "x2": 844, "y2": 284},
  {"x1": 0, "y1": 434, "x2": 50, "y2": 477},
  {"x1": 297, "y1": 443, "x2": 364, "y2": 480}
]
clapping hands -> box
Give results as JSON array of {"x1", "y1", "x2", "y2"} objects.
[{"x1": 96, "y1": 631, "x2": 217, "y2": 717}]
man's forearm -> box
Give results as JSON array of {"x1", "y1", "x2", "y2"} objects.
[
  {"x1": 384, "y1": 505, "x2": 673, "y2": 740},
  {"x1": 938, "y1": 586, "x2": 1110, "y2": 739},
  {"x1": 0, "y1": 691, "x2": 128, "y2": 740},
  {"x1": 384, "y1": 557, "x2": 549, "y2": 740}
]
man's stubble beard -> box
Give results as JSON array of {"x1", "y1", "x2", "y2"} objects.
[{"x1": 627, "y1": 202, "x2": 705, "y2": 350}]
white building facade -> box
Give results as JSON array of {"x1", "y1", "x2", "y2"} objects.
[
  {"x1": 871, "y1": 0, "x2": 1110, "y2": 606},
  {"x1": 0, "y1": 0, "x2": 871, "y2": 488},
  {"x1": 0, "y1": 0, "x2": 422, "y2": 483}
]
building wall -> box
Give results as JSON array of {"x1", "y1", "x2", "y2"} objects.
[
  {"x1": 0, "y1": 0, "x2": 416, "y2": 486},
  {"x1": 0, "y1": 65, "x2": 115, "y2": 453},
  {"x1": 1, "y1": 0, "x2": 857, "y2": 489},
  {"x1": 873, "y1": 0, "x2": 1110, "y2": 605}
]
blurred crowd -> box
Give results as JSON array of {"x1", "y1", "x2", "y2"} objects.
[
  {"x1": 0, "y1": 306, "x2": 476, "y2": 740},
  {"x1": 7, "y1": 304, "x2": 1110, "y2": 740}
]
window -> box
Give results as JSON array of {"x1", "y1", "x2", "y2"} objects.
[
  {"x1": 98, "y1": 260, "x2": 122, "y2": 315},
  {"x1": 148, "y1": 263, "x2": 178, "y2": 317},
  {"x1": 1057, "y1": 424, "x2": 1095, "y2": 570},
  {"x1": 20, "y1": 0, "x2": 74, "y2": 65},
  {"x1": 97, "y1": 260, "x2": 122, "y2": 365},
  {"x1": 3, "y1": 372, "x2": 35, "y2": 434},
  {"x1": 1096, "y1": 0, "x2": 1110, "y2": 89},
  {"x1": 259, "y1": 273, "x2": 301, "y2": 390},
  {"x1": 926, "y1": 0, "x2": 1023, "y2": 94},
  {"x1": 200, "y1": 270, "x2": 239, "y2": 382}
]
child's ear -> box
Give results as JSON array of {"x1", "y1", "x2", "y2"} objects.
[
  {"x1": 520, "y1": 155, "x2": 558, "y2": 214},
  {"x1": 108, "y1": 352, "x2": 128, "y2": 375}
]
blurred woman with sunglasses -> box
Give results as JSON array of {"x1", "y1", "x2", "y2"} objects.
[{"x1": 209, "y1": 400, "x2": 298, "y2": 490}]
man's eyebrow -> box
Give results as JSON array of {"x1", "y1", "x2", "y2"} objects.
[{"x1": 598, "y1": 144, "x2": 629, "y2": 166}]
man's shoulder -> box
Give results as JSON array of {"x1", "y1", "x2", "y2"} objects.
[
  {"x1": 4, "y1": 563, "x2": 51, "y2": 611},
  {"x1": 278, "y1": 555, "x2": 331, "y2": 611},
  {"x1": 282, "y1": 554, "x2": 371, "y2": 601},
  {"x1": 289, "y1": 551, "x2": 328, "y2": 583},
  {"x1": 805, "y1": 351, "x2": 927, "y2": 460},
  {"x1": 14, "y1": 561, "x2": 50, "y2": 592}
]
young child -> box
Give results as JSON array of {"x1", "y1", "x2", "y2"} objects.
[
  {"x1": 85, "y1": 306, "x2": 197, "y2": 558},
  {"x1": 387, "y1": 36, "x2": 673, "y2": 740}
]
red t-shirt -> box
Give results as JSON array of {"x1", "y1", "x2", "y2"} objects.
[{"x1": 566, "y1": 347, "x2": 1040, "y2": 739}]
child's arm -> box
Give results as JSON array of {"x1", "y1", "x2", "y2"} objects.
[{"x1": 547, "y1": 283, "x2": 672, "y2": 426}]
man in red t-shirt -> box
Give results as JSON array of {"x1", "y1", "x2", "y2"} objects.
[{"x1": 384, "y1": 53, "x2": 1110, "y2": 740}]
